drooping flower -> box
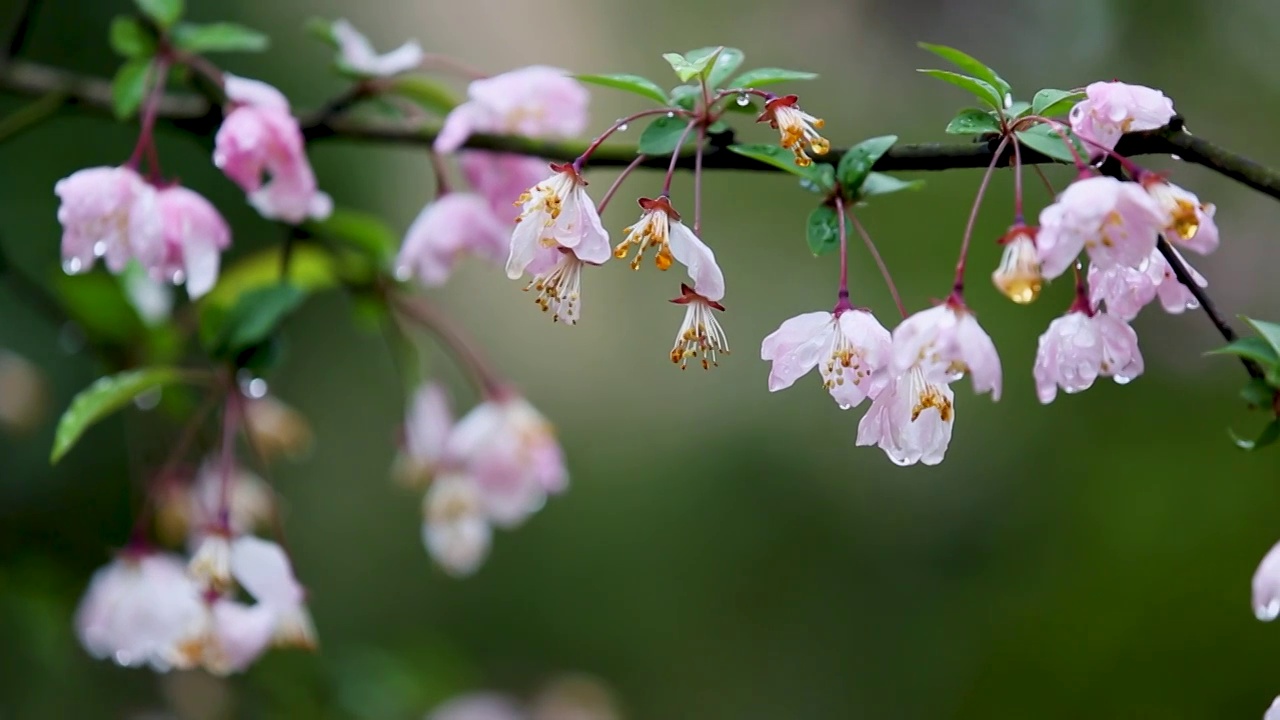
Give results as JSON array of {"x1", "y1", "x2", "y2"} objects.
[
  {"x1": 422, "y1": 473, "x2": 492, "y2": 577},
  {"x1": 397, "y1": 192, "x2": 508, "y2": 286},
  {"x1": 1087, "y1": 247, "x2": 1205, "y2": 321},
  {"x1": 188, "y1": 460, "x2": 276, "y2": 540},
  {"x1": 757, "y1": 94, "x2": 829, "y2": 166},
  {"x1": 54, "y1": 165, "x2": 162, "y2": 275},
  {"x1": 460, "y1": 152, "x2": 550, "y2": 225},
  {"x1": 890, "y1": 302, "x2": 1002, "y2": 400},
  {"x1": 153, "y1": 186, "x2": 231, "y2": 299},
  {"x1": 507, "y1": 164, "x2": 610, "y2": 278},
  {"x1": 670, "y1": 283, "x2": 729, "y2": 370},
  {"x1": 393, "y1": 382, "x2": 454, "y2": 490},
  {"x1": 330, "y1": 19, "x2": 423, "y2": 77},
  {"x1": 1068, "y1": 81, "x2": 1175, "y2": 154},
  {"x1": 74, "y1": 549, "x2": 205, "y2": 670},
  {"x1": 760, "y1": 309, "x2": 892, "y2": 409},
  {"x1": 1252, "y1": 539, "x2": 1280, "y2": 622},
  {"x1": 856, "y1": 365, "x2": 955, "y2": 466},
  {"x1": 614, "y1": 197, "x2": 726, "y2": 296},
  {"x1": 434, "y1": 66, "x2": 588, "y2": 154},
  {"x1": 214, "y1": 75, "x2": 332, "y2": 223},
  {"x1": 1036, "y1": 175, "x2": 1165, "y2": 279},
  {"x1": 1033, "y1": 309, "x2": 1144, "y2": 404},
  {"x1": 991, "y1": 224, "x2": 1042, "y2": 304},
  {"x1": 1141, "y1": 177, "x2": 1219, "y2": 255}
]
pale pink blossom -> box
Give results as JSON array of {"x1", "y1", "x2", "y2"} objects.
[
  {"x1": 508, "y1": 164, "x2": 610, "y2": 278},
  {"x1": 188, "y1": 459, "x2": 275, "y2": 541},
  {"x1": 422, "y1": 473, "x2": 492, "y2": 577},
  {"x1": 616, "y1": 197, "x2": 725, "y2": 300},
  {"x1": 74, "y1": 550, "x2": 205, "y2": 670},
  {"x1": 1033, "y1": 310, "x2": 1144, "y2": 404},
  {"x1": 435, "y1": 66, "x2": 588, "y2": 154},
  {"x1": 1265, "y1": 696, "x2": 1280, "y2": 720},
  {"x1": 670, "y1": 284, "x2": 729, "y2": 370},
  {"x1": 990, "y1": 225, "x2": 1042, "y2": 304},
  {"x1": 1142, "y1": 178, "x2": 1219, "y2": 255},
  {"x1": 1036, "y1": 176, "x2": 1165, "y2": 279},
  {"x1": 428, "y1": 693, "x2": 526, "y2": 720},
  {"x1": 460, "y1": 152, "x2": 549, "y2": 224},
  {"x1": 393, "y1": 382, "x2": 455, "y2": 489},
  {"x1": 856, "y1": 365, "x2": 955, "y2": 466},
  {"x1": 214, "y1": 75, "x2": 332, "y2": 223},
  {"x1": 397, "y1": 193, "x2": 508, "y2": 286},
  {"x1": 1087, "y1": 248, "x2": 1205, "y2": 321},
  {"x1": 54, "y1": 165, "x2": 162, "y2": 275},
  {"x1": 757, "y1": 94, "x2": 830, "y2": 167},
  {"x1": 890, "y1": 303, "x2": 1002, "y2": 400},
  {"x1": 760, "y1": 309, "x2": 892, "y2": 409},
  {"x1": 444, "y1": 394, "x2": 567, "y2": 527},
  {"x1": 1068, "y1": 81, "x2": 1175, "y2": 154},
  {"x1": 1252, "y1": 539, "x2": 1280, "y2": 621},
  {"x1": 153, "y1": 186, "x2": 231, "y2": 298},
  {"x1": 331, "y1": 19, "x2": 423, "y2": 77}
]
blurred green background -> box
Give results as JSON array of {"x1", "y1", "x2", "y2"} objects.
[{"x1": 3, "y1": 0, "x2": 1280, "y2": 718}]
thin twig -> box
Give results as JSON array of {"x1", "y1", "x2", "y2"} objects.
[{"x1": 1155, "y1": 237, "x2": 1261, "y2": 379}]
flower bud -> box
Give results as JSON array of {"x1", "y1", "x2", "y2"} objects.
[{"x1": 991, "y1": 226, "x2": 1042, "y2": 304}]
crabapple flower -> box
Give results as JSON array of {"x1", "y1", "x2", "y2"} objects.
[
  {"x1": 760, "y1": 309, "x2": 892, "y2": 409},
  {"x1": 434, "y1": 66, "x2": 588, "y2": 154},
  {"x1": 394, "y1": 382, "x2": 454, "y2": 490},
  {"x1": 1252, "y1": 539, "x2": 1280, "y2": 621},
  {"x1": 397, "y1": 193, "x2": 508, "y2": 286},
  {"x1": 1266, "y1": 696, "x2": 1280, "y2": 720},
  {"x1": 445, "y1": 394, "x2": 568, "y2": 527},
  {"x1": 1141, "y1": 178, "x2": 1219, "y2": 255},
  {"x1": 1033, "y1": 310, "x2": 1144, "y2": 404},
  {"x1": 508, "y1": 164, "x2": 610, "y2": 277},
  {"x1": 214, "y1": 75, "x2": 331, "y2": 223},
  {"x1": 891, "y1": 302, "x2": 1002, "y2": 401},
  {"x1": 1087, "y1": 248, "x2": 1205, "y2": 321},
  {"x1": 55, "y1": 165, "x2": 162, "y2": 275},
  {"x1": 330, "y1": 19, "x2": 423, "y2": 77},
  {"x1": 670, "y1": 284, "x2": 730, "y2": 370},
  {"x1": 153, "y1": 186, "x2": 231, "y2": 299},
  {"x1": 856, "y1": 365, "x2": 955, "y2": 466},
  {"x1": 991, "y1": 225, "x2": 1042, "y2": 304},
  {"x1": 757, "y1": 94, "x2": 829, "y2": 166},
  {"x1": 74, "y1": 550, "x2": 205, "y2": 670},
  {"x1": 188, "y1": 460, "x2": 275, "y2": 539},
  {"x1": 1068, "y1": 81, "x2": 1175, "y2": 154},
  {"x1": 615, "y1": 197, "x2": 726, "y2": 298},
  {"x1": 1036, "y1": 176, "x2": 1165, "y2": 279},
  {"x1": 422, "y1": 473, "x2": 492, "y2": 577}
]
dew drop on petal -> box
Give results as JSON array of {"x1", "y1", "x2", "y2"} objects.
[
  {"x1": 393, "y1": 264, "x2": 412, "y2": 282},
  {"x1": 62, "y1": 257, "x2": 83, "y2": 274},
  {"x1": 247, "y1": 377, "x2": 268, "y2": 398},
  {"x1": 113, "y1": 650, "x2": 132, "y2": 666},
  {"x1": 92, "y1": 241, "x2": 108, "y2": 258},
  {"x1": 170, "y1": 269, "x2": 186, "y2": 285},
  {"x1": 737, "y1": 94, "x2": 751, "y2": 106},
  {"x1": 1114, "y1": 374, "x2": 1133, "y2": 385},
  {"x1": 1258, "y1": 599, "x2": 1280, "y2": 622},
  {"x1": 133, "y1": 387, "x2": 162, "y2": 410}
]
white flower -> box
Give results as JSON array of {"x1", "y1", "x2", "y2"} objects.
[
  {"x1": 507, "y1": 164, "x2": 610, "y2": 280},
  {"x1": 422, "y1": 474, "x2": 492, "y2": 577},
  {"x1": 1033, "y1": 310, "x2": 1144, "y2": 404},
  {"x1": 856, "y1": 365, "x2": 955, "y2": 466},
  {"x1": 760, "y1": 309, "x2": 892, "y2": 409},
  {"x1": 669, "y1": 284, "x2": 729, "y2": 371},
  {"x1": 891, "y1": 303, "x2": 1002, "y2": 400}
]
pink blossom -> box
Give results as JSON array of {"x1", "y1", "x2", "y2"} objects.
[
  {"x1": 1036, "y1": 176, "x2": 1165, "y2": 279},
  {"x1": 214, "y1": 75, "x2": 332, "y2": 223},
  {"x1": 54, "y1": 165, "x2": 162, "y2": 275},
  {"x1": 422, "y1": 473, "x2": 492, "y2": 577},
  {"x1": 1266, "y1": 696, "x2": 1280, "y2": 720},
  {"x1": 393, "y1": 382, "x2": 455, "y2": 489},
  {"x1": 435, "y1": 66, "x2": 588, "y2": 154},
  {"x1": 1033, "y1": 310, "x2": 1144, "y2": 404},
  {"x1": 187, "y1": 459, "x2": 275, "y2": 540},
  {"x1": 508, "y1": 164, "x2": 610, "y2": 278},
  {"x1": 1253, "y1": 539, "x2": 1280, "y2": 621},
  {"x1": 397, "y1": 193, "x2": 508, "y2": 286},
  {"x1": 1142, "y1": 178, "x2": 1219, "y2": 255},
  {"x1": 890, "y1": 303, "x2": 1002, "y2": 400},
  {"x1": 670, "y1": 283, "x2": 729, "y2": 370},
  {"x1": 153, "y1": 186, "x2": 231, "y2": 298},
  {"x1": 460, "y1": 153, "x2": 548, "y2": 225},
  {"x1": 1068, "y1": 81, "x2": 1175, "y2": 154},
  {"x1": 990, "y1": 225, "x2": 1042, "y2": 304},
  {"x1": 1087, "y1": 248, "x2": 1205, "y2": 321},
  {"x1": 616, "y1": 197, "x2": 725, "y2": 300},
  {"x1": 330, "y1": 19, "x2": 423, "y2": 77},
  {"x1": 444, "y1": 394, "x2": 567, "y2": 527},
  {"x1": 74, "y1": 550, "x2": 205, "y2": 670},
  {"x1": 760, "y1": 309, "x2": 892, "y2": 409},
  {"x1": 856, "y1": 365, "x2": 955, "y2": 466}
]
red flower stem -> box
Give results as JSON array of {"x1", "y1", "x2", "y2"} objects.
[
  {"x1": 834, "y1": 195, "x2": 851, "y2": 312},
  {"x1": 848, "y1": 209, "x2": 906, "y2": 319},
  {"x1": 596, "y1": 154, "x2": 646, "y2": 214},
  {"x1": 953, "y1": 134, "x2": 1010, "y2": 294},
  {"x1": 660, "y1": 119, "x2": 700, "y2": 196},
  {"x1": 126, "y1": 58, "x2": 171, "y2": 172},
  {"x1": 574, "y1": 108, "x2": 691, "y2": 172},
  {"x1": 1011, "y1": 133, "x2": 1024, "y2": 222},
  {"x1": 391, "y1": 291, "x2": 504, "y2": 396}
]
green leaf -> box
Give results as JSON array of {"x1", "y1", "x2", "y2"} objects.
[
  {"x1": 1032, "y1": 88, "x2": 1086, "y2": 118},
  {"x1": 637, "y1": 115, "x2": 694, "y2": 155},
  {"x1": 109, "y1": 17, "x2": 155, "y2": 58},
  {"x1": 1206, "y1": 336, "x2": 1280, "y2": 366},
  {"x1": 390, "y1": 75, "x2": 458, "y2": 115},
  {"x1": 1015, "y1": 124, "x2": 1082, "y2": 163},
  {"x1": 945, "y1": 108, "x2": 1001, "y2": 135},
  {"x1": 171, "y1": 22, "x2": 269, "y2": 54},
  {"x1": 728, "y1": 67, "x2": 819, "y2": 88},
  {"x1": 133, "y1": 0, "x2": 183, "y2": 29},
  {"x1": 799, "y1": 165, "x2": 836, "y2": 195},
  {"x1": 836, "y1": 135, "x2": 898, "y2": 194},
  {"x1": 663, "y1": 47, "x2": 723, "y2": 83},
  {"x1": 1007, "y1": 100, "x2": 1032, "y2": 118},
  {"x1": 111, "y1": 59, "x2": 152, "y2": 120},
  {"x1": 700, "y1": 47, "x2": 744, "y2": 89},
  {"x1": 1242, "y1": 316, "x2": 1280, "y2": 357},
  {"x1": 1240, "y1": 378, "x2": 1276, "y2": 409},
  {"x1": 726, "y1": 144, "x2": 834, "y2": 191},
  {"x1": 215, "y1": 284, "x2": 308, "y2": 355},
  {"x1": 575, "y1": 74, "x2": 668, "y2": 105},
  {"x1": 806, "y1": 205, "x2": 840, "y2": 256},
  {"x1": 1231, "y1": 419, "x2": 1280, "y2": 451},
  {"x1": 51, "y1": 367, "x2": 186, "y2": 463},
  {"x1": 304, "y1": 207, "x2": 399, "y2": 268},
  {"x1": 669, "y1": 84, "x2": 699, "y2": 110},
  {"x1": 917, "y1": 69, "x2": 1003, "y2": 110},
  {"x1": 857, "y1": 172, "x2": 925, "y2": 199},
  {"x1": 917, "y1": 43, "x2": 1011, "y2": 99}
]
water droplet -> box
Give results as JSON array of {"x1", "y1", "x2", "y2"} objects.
[
  {"x1": 246, "y1": 378, "x2": 268, "y2": 398},
  {"x1": 665, "y1": 111, "x2": 675, "y2": 118},
  {"x1": 62, "y1": 257, "x2": 83, "y2": 275},
  {"x1": 92, "y1": 241, "x2": 107, "y2": 258},
  {"x1": 393, "y1": 265, "x2": 412, "y2": 282},
  {"x1": 617, "y1": 123, "x2": 629, "y2": 132},
  {"x1": 133, "y1": 387, "x2": 162, "y2": 410},
  {"x1": 1114, "y1": 374, "x2": 1133, "y2": 385},
  {"x1": 736, "y1": 94, "x2": 751, "y2": 106},
  {"x1": 170, "y1": 269, "x2": 186, "y2": 285},
  {"x1": 1258, "y1": 599, "x2": 1280, "y2": 622},
  {"x1": 1170, "y1": 154, "x2": 1182, "y2": 161},
  {"x1": 113, "y1": 650, "x2": 133, "y2": 666},
  {"x1": 1003, "y1": 92, "x2": 1013, "y2": 110},
  {"x1": 58, "y1": 323, "x2": 85, "y2": 354}
]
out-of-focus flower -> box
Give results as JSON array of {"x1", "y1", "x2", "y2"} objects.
[
  {"x1": 459, "y1": 153, "x2": 549, "y2": 224},
  {"x1": 55, "y1": 165, "x2": 162, "y2": 275},
  {"x1": 1141, "y1": 177, "x2": 1219, "y2": 255},
  {"x1": 991, "y1": 224, "x2": 1042, "y2": 304},
  {"x1": 422, "y1": 473, "x2": 492, "y2": 577},
  {"x1": 1036, "y1": 175, "x2": 1165, "y2": 279},
  {"x1": 756, "y1": 94, "x2": 829, "y2": 166},
  {"x1": 393, "y1": 382, "x2": 454, "y2": 490},
  {"x1": 1087, "y1": 247, "x2": 1205, "y2": 321},
  {"x1": 331, "y1": 19, "x2": 423, "y2": 77},
  {"x1": 1068, "y1": 81, "x2": 1175, "y2": 154},
  {"x1": 856, "y1": 365, "x2": 955, "y2": 466},
  {"x1": 1253, "y1": 539, "x2": 1280, "y2": 622},
  {"x1": 508, "y1": 164, "x2": 611, "y2": 278},
  {"x1": 426, "y1": 693, "x2": 527, "y2": 720},
  {"x1": 162, "y1": 459, "x2": 275, "y2": 549},
  {"x1": 669, "y1": 283, "x2": 729, "y2": 370},
  {"x1": 434, "y1": 66, "x2": 588, "y2": 154},
  {"x1": 242, "y1": 395, "x2": 314, "y2": 464},
  {"x1": 214, "y1": 75, "x2": 331, "y2": 223},
  {"x1": 397, "y1": 193, "x2": 508, "y2": 286},
  {"x1": 153, "y1": 185, "x2": 231, "y2": 299},
  {"x1": 891, "y1": 302, "x2": 1002, "y2": 400},
  {"x1": 1032, "y1": 309, "x2": 1144, "y2": 404},
  {"x1": 0, "y1": 350, "x2": 48, "y2": 434},
  {"x1": 760, "y1": 309, "x2": 892, "y2": 409}
]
